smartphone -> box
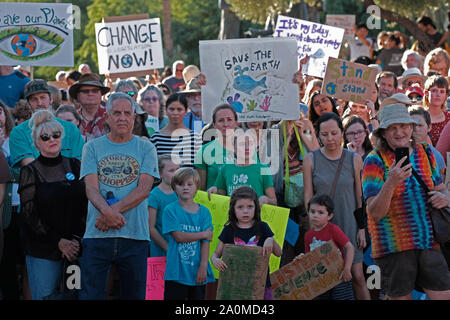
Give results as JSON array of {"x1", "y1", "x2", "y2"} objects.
[{"x1": 394, "y1": 147, "x2": 410, "y2": 167}]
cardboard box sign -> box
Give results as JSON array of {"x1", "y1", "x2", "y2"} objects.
[
  {"x1": 322, "y1": 57, "x2": 378, "y2": 104},
  {"x1": 216, "y1": 244, "x2": 269, "y2": 300},
  {"x1": 270, "y1": 240, "x2": 344, "y2": 300}
]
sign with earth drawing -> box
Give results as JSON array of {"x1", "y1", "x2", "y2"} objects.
[
  {"x1": 95, "y1": 17, "x2": 164, "y2": 74},
  {"x1": 0, "y1": 2, "x2": 74, "y2": 66},
  {"x1": 200, "y1": 37, "x2": 300, "y2": 123}
]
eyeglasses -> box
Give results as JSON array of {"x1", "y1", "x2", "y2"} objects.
[
  {"x1": 79, "y1": 88, "x2": 101, "y2": 94},
  {"x1": 346, "y1": 130, "x2": 365, "y2": 138},
  {"x1": 40, "y1": 131, "x2": 62, "y2": 141},
  {"x1": 143, "y1": 97, "x2": 159, "y2": 103}
]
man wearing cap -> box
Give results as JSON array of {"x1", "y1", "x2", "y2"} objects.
[
  {"x1": 69, "y1": 73, "x2": 110, "y2": 141},
  {"x1": 0, "y1": 65, "x2": 30, "y2": 109},
  {"x1": 9, "y1": 79, "x2": 84, "y2": 168},
  {"x1": 399, "y1": 67, "x2": 427, "y2": 92},
  {"x1": 181, "y1": 76, "x2": 205, "y2": 133},
  {"x1": 362, "y1": 103, "x2": 450, "y2": 300},
  {"x1": 405, "y1": 85, "x2": 425, "y2": 105}
]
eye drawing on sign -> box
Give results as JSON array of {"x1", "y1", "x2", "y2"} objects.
[{"x1": 0, "y1": 26, "x2": 65, "y2": 61}]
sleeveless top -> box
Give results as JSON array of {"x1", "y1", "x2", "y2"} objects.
[{"x1": 311, "y1": 148, "x2": 363, "y2": 263}]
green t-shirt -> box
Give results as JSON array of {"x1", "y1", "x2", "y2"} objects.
[
  {"x1": 214, "y1": 163, "x2": 273, "y2": 198},
  {"x1": 194, "y1": 140, "x2": 234, "y2": 190}
]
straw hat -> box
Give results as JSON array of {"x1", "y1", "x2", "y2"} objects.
[
  {"x1": 398, "y1": 67, "x2": 427, "y2": 86},
  {"x1": 179, "y1": 77, "x2": 201, "y2": 94}
]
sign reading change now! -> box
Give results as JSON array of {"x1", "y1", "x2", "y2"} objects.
[
  {"x1": 0, "y1": 2, "x2": 74, "y2": 66},
  {"x1": 95, "y1": 18, "x2": 164, "y2": 74}
]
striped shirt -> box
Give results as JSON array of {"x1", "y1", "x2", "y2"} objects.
[
  {"x1": 362, "y1": 143, "x2": 442, "y2": 259},
  {"x1": 150, "y1": 130, "x2": 202, "y2": 168}
]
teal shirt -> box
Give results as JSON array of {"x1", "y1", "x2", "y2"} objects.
[
  {"x1": 214, "y1": 163, "x2": 273, "y2": 198},
  {"x1": 9, "y1": 118, "x2": 84, "y2": 168}
]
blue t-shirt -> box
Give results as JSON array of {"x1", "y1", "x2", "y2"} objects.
[
  {"x1": 183, "y1": 112, "x2": 205, "y2": 133},
  {"x1": 9, "y1": 117, "x2": 84, "y2": 168},
  {"x1": 80, "y1": 135, "x2": 159, "y2": 240},
  {"x1": 162, "y1": 201, "x2": 215, "y2": 286},
  {"x1": 148, "y1": 186, "x2": 178, "y2": 257},
  {"x1": 0, "y1": 70, "x2": 30, "y2": 108}
]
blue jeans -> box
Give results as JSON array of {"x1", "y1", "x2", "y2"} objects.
[
  {"x1": 26, "y1": 256, "x2": 63, "y2": 300},
  {"x1": 79, "y1": 238, "x2": 149, "y2": 300}
]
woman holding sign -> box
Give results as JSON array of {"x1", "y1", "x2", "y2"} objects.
[{"x1": 303, "y1": 112, "x2": 370, "y2": 300}]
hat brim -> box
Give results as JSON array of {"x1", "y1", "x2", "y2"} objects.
[
  {"x1": 179, "y1": 88, "x2": 201, "y2": 94},
  {"x1": 373, "y1": 118, "x2": 419, "y2": 136},
  {"x1": 69, "y1": 81, "x2": 110, "y2": 100},
  {"x1": 399, "y1": 74, "x2": 427, "y2": 85}
]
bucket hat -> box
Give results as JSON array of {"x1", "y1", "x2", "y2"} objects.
[
  {"x1": 69, "y1": 73, "x2": 110, "y2": 99},
  {"x1": 373, "y1": 103, "x2": 419, "y2": 135},
  {"x1": 398, "y1": 67, "x2": 427, "y2": 86},
  {"x1": 380, "y1": 93, "x2": 414, "y2": 108},
  {"x1": 179, "y1": 77, "x2": 201, "y2": 94}
]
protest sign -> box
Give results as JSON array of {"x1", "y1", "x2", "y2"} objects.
[
  {"x1": 326, "y1": 15, "x2": 355, "y2": 40},
  {"x1": 95, "y1": 16, "x2": 164, "y2": 75},
  {"x1": 199, "y1": 38, "x2": 299, "y2": 123},
  {"x1": 322, "y1": 57, "x2": 378, "y2": 104},
  {"x1": 274, "y1": 15, "x2": 344, "y2": 78},
  {"x1": 216, "y1": 245, "x2": 269, "y2": 300},
  {"x1": 145, "y1": 256, "x2": 166, "y2": 300},
  {"x1": 193, "y1": 191, "x2": 290, "y2": 279},
  {"x1": 0, "y1": 2, "x2": 74, "y2": 66},
  {"x1": 270, "y1": 240, "x2": 344, "y2": 300}
]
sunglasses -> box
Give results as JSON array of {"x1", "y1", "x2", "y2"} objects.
[
  {"x1": 126, "y1": 91, "x2": 136, "y2": 97},
  {"x1": 79, "y1": 88, "x2": 101, "y2": 94},
  {"x1": 143, "y1": 97, "x2": 159, "y2": 103},
  {"x1": 40, "y1": 131, "x2": 62, "y2": 141}
]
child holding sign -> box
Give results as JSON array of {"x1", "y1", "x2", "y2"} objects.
[
  {"x1": 162, "y1": 168, "x2": 215, "y2": 300},
  {"x1": 296, "y1": 194, "x2": 355, "y2": 300},
  {"x1": 211, "y1": 186, "x2": 282, "y2": 300},
  {"x1": 148, "y1": 154, "x2": 179, "y2": 257}
]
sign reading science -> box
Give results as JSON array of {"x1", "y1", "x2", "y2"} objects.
[
  {"x1": 98, "y1": 155, "x2": 140, "y2": 187},
  {"x1": 95, "y1": 18, "x2": 164, "y2": 74},
  {"x1": 0, "y1": 2, "x2": 74, "y2": 66}
]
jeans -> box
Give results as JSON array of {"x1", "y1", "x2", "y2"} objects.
[
  {"x1": 79, "y1": 238, "x2": 149, "y2": 300},
  {"x1": 26, "y1": 255, "x2": 63, "y2": 300}
]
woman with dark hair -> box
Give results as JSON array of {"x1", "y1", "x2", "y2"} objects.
[
  {"x1": 150, "y1": 92, "x2": 202, "y2": 168},
  {"x1": 308, "y1": 91, "x2": 339, "y2": 126},
  {"x1": 343, "y1": 115, "x2": 373, "y2": 160},
  {"x1": 195, "y1": 103, "x2": 238, "y2": 191},
  {"x1": 303, "y1": 112, "x2": 370, "y2": 300}
]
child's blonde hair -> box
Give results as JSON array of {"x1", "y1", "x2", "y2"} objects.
[{"x1": 171, "y1": 167, "x2": 200, "y2": 191}]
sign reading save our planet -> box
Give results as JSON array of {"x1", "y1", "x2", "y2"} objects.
[{"x1": 322, "y1": 57, "x2": 378, "y2": 104}]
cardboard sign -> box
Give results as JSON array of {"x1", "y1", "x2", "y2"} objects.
[
  {"x1": 270, "y1": 240, "x2": 344, "y2": 300},
  {"x1": 0, "y1": 2, "x2": 74, "y2": 66},
  {"x1": 217, "y1": 244, "x2": 269, "y2": 300},
  {"x1": 322, "y1": 57, "x2": 378, "y2": 104},
  {"x1": 95, "y1": 16, "x2": 164, "y2": 75},
  {"x1": 193, "y1": 191, "x2": 290, "y2": 279},
  {"x1": 326, "y1": 15, "x2": 355, "y2": 40},
  {"x1": 199, "y1": 37, "x2": 300, "y2": 123},
  {"x1": 274, "y1": 15, "x2": 344, "y2": 78},
  {"x1": 145, "y1": 256, "x2": 166, "y2": 300}
]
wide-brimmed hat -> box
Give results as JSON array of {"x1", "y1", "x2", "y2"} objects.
[
  {"x1": 24, "y1": 79, "x2": 50, "y2": 99},
  {"x1": 179, "y1": 77, "x2": 201, "y2": 94},
  {"x1": 373, "y1": 103, "x2": 419, "y2": 135},
  {"x1": 398, "y1": 67, "x2": 427, "y2": 86},
  {"x1": 380, "y1": 92, "x2": 414, "y2": 108},
  {"x1": 69, "y1": 73, "x2": 110, "y2": 99}
]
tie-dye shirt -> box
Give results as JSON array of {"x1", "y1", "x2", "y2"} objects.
[{"x1": 362, "y1": 143, "x2": 442, "y2": 259}]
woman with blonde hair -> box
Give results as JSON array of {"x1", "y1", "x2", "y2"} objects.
[
  {"x1": 18, "y1": 110, "x2": 87, "y2": 300},
  {"x1": 423, "y1": 75, "x2": 450, "y2": 145},
  {"x1": 424, "y1": 48, "x2": 450, "y2": 77}
]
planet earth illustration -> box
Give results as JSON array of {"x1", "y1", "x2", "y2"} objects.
[{"x1": 11, "y1": 33, "x2": 37, "y2": 57}]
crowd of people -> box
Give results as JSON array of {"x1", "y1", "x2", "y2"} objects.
[{"x1": 0, "y1": 13, "x2": 449, "y2": 301}]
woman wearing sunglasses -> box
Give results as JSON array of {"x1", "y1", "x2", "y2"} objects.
[
  {"x1": 137, "y1": 85, "x2": 169, "y2": 136},
  {"x1": 18, "y1": 110, "x2": 87, "y2": 300}
]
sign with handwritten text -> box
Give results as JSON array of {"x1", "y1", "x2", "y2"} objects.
[
  {"x1": 270, "y1": 241, "x2": 344, "y2": 300},
  {"x1": 95, "y1": 18, "x2": 164, "y2": 74},
  {"x1": 322, "y1": 57, "x2": 378, "y2": 104},
  {"x1": 326, "y1": 15, "x2": 355, "y2": 40},
  {"x1": 193, "y1": 191, "x2": 290, "y2": 279},
  {"x1": 145, "y1": 257, "x2": 166, "y2": 300},
  {"x1": 199, "y1": 38, "x2": 300, "y2": 123},
  {"x1": 0, "y1": 2, "x2": 74, "y2": 66},
  {"x1": 217, "y1": 245, "x2": 268, "y2": 300},
  {"x1": 274, "y1": 15, "x2": 344, "y2": 78}
]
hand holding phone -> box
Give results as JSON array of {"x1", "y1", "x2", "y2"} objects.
[{"x1": 394, "y1": 147, "x2": 410, "y2": 167}]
